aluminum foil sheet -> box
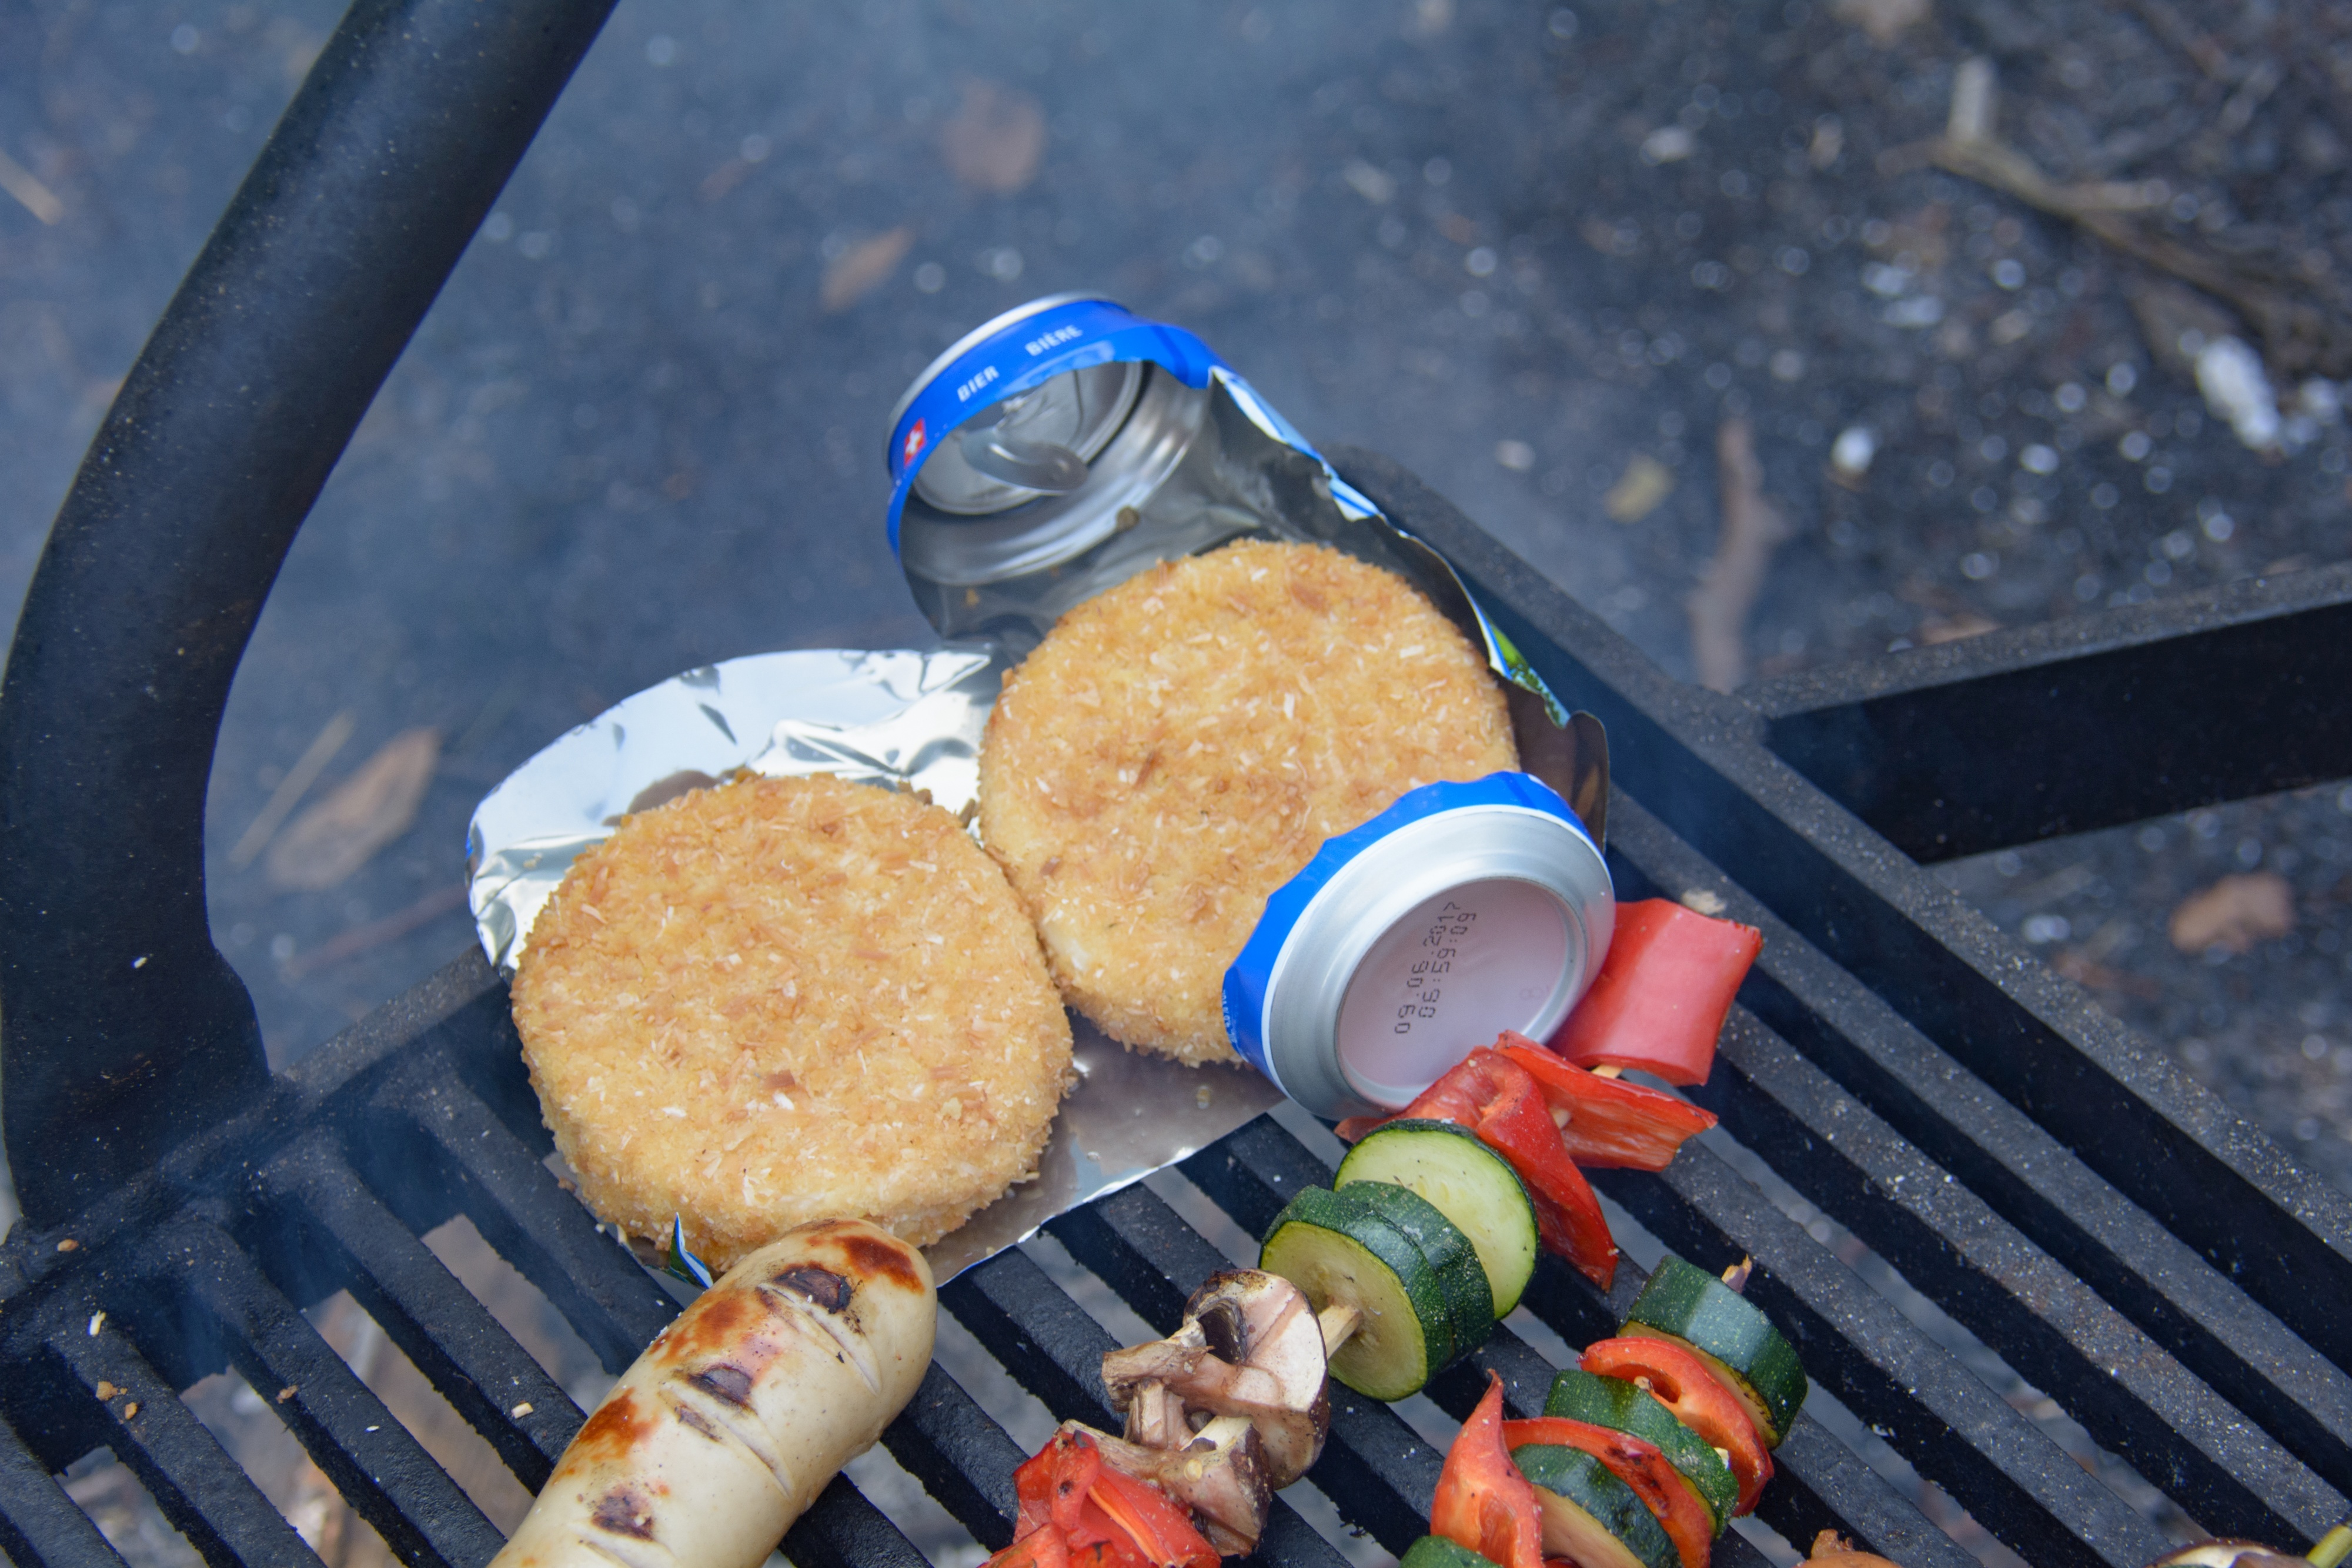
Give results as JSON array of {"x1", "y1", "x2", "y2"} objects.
[{"x1": 465, "y1": 642, "x2": 1281, "y2": 1283}]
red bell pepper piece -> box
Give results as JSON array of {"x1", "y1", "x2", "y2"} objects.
[
  {"x1": 1431, "y1": 1374, "x2": 1547, "y2": 1568},
  {"x1": 1581, "y1": 1337, "x2": 1773, "y2": 1515},
  {"x1": 1085, "y1": 1467, "x2": 1220, "y2": 1568},
  {"x1": 984, "y1": 1525, "x2": 1077, "y2": 1568},
  {"x1": 1009, "y1": 1430, "x2": 1216, "y2": 1568},
  {"x1": 1014, "y1": 1429, "x2": 1101, "y2": 1539},
  {"x1": 1498, "y1": 1034, "x2": 1718, "y2": 1171},
  {"x1": 1501, "y1": 1417, "x2": 1712, "y2": 1568},
  {"x1": 1547, "y1": 900, "x2": 1762, "y2": 1086},
  {"x1": 1341, "y1": 1048, "x2": 1619, "y2": 1289}
]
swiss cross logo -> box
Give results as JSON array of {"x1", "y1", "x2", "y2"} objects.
[{"x1": 901, "y1": 419, "x2": 927, "y2": 468}]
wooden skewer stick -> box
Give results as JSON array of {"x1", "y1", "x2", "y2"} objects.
[{"x1": 1318, "y1": 1302, "x2": 1363, "y2": 1355}]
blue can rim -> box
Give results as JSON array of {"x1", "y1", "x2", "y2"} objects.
[
  {"x1": 884, "y1": 296, "x2": 1234, "y2": 548},
  {"x1": 1220, "y1": 770, "x2": 1603, "y2": 1094}
]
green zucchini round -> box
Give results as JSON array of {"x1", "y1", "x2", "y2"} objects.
[
  {"x1": 1544, "y1": 1368, "x2": 1737, "y2": 1532},
  {"x1": 1341, "y1": 1179, "x2": 1496, "y2": 1359},
  {"x1": 1336, "y1": 1118, "x2": 1539, "y2": 1318},
  {"x1": 1260, "y1": 1186, "x2": 1453, "y2": 1400},
  {"x1": 1623, "y1": 1256, "x2": 1809, "y2": 1446},
  {"x1": 1509, "y1": 1443, "x2": 1681, "y2": 1568},
  {"x1": 1400, "y1": 1537, "x2": 1505, "y2": 1568}
]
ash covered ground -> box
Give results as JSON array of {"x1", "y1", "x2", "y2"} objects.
[{"x1": 3, "y1": 0, "x2": 2351, "y2": 1562}]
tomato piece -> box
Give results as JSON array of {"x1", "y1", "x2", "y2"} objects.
[
  {"x1": 1502, "y1": 1417, "x2": 1712, "y2": 1568},
  {"x1": 1498, "y1": 1035, "x2": 1718, "y2": 1171},
  {"x1": 1547, "y1": 901, "x2": 1761, "y2": 1086},
  {"x1": 1085, "y1": 1466, "x2": 1221, "y2": 1568},
  {"x1": 1342, "y1": 1048, "x2": 1618, "y2": 1289},
  {"x1": 1432, "y1": 1373, "x2": 1548, "y2": 1568},
  {"x1": 1581, "y1": 1337, "x2": 1773, "y2": 1514}
]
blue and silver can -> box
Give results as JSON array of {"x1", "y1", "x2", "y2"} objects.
[
  {"x1": 1224, "y1": 774, "x2": 1613, "y2": 1120},
  {"x1": 883, "y1": 295, "x2": 1615, "y2": 1118}
]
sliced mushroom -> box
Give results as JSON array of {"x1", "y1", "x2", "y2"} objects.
[
  {"x1": 1103, "y1": 1320, "x2": 1212, "y2": 1409},
  {"x1": 1100, "y1": 1269, "x2": 1331, "y2": 1487},
  {"x1": 1173, "y1": 1271, "x2": 1330, "y2": 1487},
  {"x1": 1079, "y1": 1417, "x2": 1274, "y2": 1557},
  {"x1": 1123, "y1": 1380, "x2": 1191, "y2": 1450}
]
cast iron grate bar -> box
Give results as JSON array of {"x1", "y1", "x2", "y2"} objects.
[
  {"x1": 882, "y1": 1362, "x2": 1030, "y2": 1550},
  {"x1": 1748, "y1": 563, "x2": 2352, "y2": 861},
  {"x1": 1604, "y1": 793, "x2": 2352, "y2": 1502},
  {"x1": 786, "y1": 1475, "x2": 934, "y2": 1568},
  {"x1": 365, "y1": 1057, "x2": 680, "y2": 1372},
  {"x1": 142, "y1": 1216, "x2": 503, "y2": 1568},
  {"x1": 42, "y1": 1302, "x2": 320, "y2": 1567},
  {"x1": 1698, "y1": 1007, "x2": 2339, "y2": 1542},
  {"x1": 0, "y1": 1407, "x2": 129, "y2": 1568},
  {"x1": 256, "y1": 1133, "x2": 582, "y2": 1489}
]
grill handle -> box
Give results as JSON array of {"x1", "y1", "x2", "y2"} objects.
[{"x1": 0, "y1": 0, "x2": 617, "y2": 1224}]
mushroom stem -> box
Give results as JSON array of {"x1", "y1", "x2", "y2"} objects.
[{"x1": 1317, "y1": 1302, "x2": 1362, "y2": 1354}]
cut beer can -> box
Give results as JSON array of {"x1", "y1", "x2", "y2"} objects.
[{"x1": 885, "y1": 294, "x2": 1618, "y2": 1117}]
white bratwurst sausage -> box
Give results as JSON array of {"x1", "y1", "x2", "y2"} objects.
[{"x1": 492, "y1": 1218, "x2": 936, "y2": 1568}]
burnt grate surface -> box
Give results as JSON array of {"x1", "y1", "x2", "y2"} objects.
[{"x1": 8, "y1": 456, "x2": 2352, "y2": 1568}]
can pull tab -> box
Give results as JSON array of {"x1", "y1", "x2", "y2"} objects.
[{"x1": 958, "y1": 395, "x2": 1088, "y2": 493}]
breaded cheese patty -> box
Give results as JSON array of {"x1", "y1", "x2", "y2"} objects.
[
  {"x1": 978, "y1": 539, "x2": 1518, "y2": 1066},
  {"x1": 512, "y1": 774, "x2": 1073, "y2": 1269}
]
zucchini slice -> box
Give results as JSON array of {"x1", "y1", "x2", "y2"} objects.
[
  {"x1": 1260, "y1": 1186, "x2": 1453, "y2": 1400},
  {"x1": 1337, "y1": 1118, "x2": 1539, "y2": 1317},
  {"x1": 1623, "y1": 1256, "x2": 1809, "y2": 1446},
  {"x1": 1544, "y1": 1368, "x2": 1738, "y2": 1533},
  {"x1": 1400, "y1": 1537, "x2": 1505, "y2": 1568},
  {"x1": 1342, "y1": 1179, "x2": 1496, "y2": 1359},
  {"x1": 1510, "y1": 1443, "x2": 1681, "y2": 1568}
]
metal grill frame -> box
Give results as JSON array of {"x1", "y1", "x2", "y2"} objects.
[{"x1": 6, "y1": 5, "x2": 2352, "y2": 1567}]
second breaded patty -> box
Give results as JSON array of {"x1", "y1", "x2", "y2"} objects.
[
  {"x1": 511, "y1": 773, "x2": 1074, "y2": 1271},
  {"x1": 978, "y1": 539, "x2": 1519, "y2": 1066}
]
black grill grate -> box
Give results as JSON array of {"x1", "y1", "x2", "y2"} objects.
[
  {"x1": 8, "y1": 490, "x2": 2352, "y2": 1568},
  {"x1": 6, "y1": 2, "x2": 2352, "y2": 1564}
]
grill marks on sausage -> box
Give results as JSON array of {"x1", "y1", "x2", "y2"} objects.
[
  {"x1": 591, "y1": 1483, "x2": 657, "y2": 1540},
  {"x1": 686, "y1": 1362, "x2": 756, "y2": 1409},
  {"x1": 671, "y1": 1401, "x2": 724, "y2": 1443},
  {"x1": 656, "y1": 1289, "x2": 758, "y2": 1363},
  {"x1": 833, "y1": 1233, "x2": 924, "y2": 1293},
  {"x1": 568, "y1": 1389, "x2": 659, "y2": 1465},
  {"x1": 771, "y1": 1264, "x2": 852, "y2": 1312}
]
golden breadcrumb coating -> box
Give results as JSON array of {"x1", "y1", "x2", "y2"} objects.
[
  {"x1": 511, "y1": 774, "x2": 1073, "y2": 1269},
  {"x1": 978, "y1": 539, "x2": 1518, "y2": 1066}
]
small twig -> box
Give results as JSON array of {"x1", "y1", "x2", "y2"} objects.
[
  {"x1": 0, "y1": 148, "x2": 63, "y2": 225},
  {"x1": 1318, "y1": 1302, "x2": 1363, "y2": 1355},
  {"x1": 1899, "y1": 57, "x2": 2352, "y2": 377},
  {"x1": 230, "y1": 710, "x2": 355, "y2": 868},
  {"x1": 281, "y1": 882, "x2": 469, "y2": 981},
  {"x1": 1685, "y1": 419, "x2": 1789, "y2": 694}
]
